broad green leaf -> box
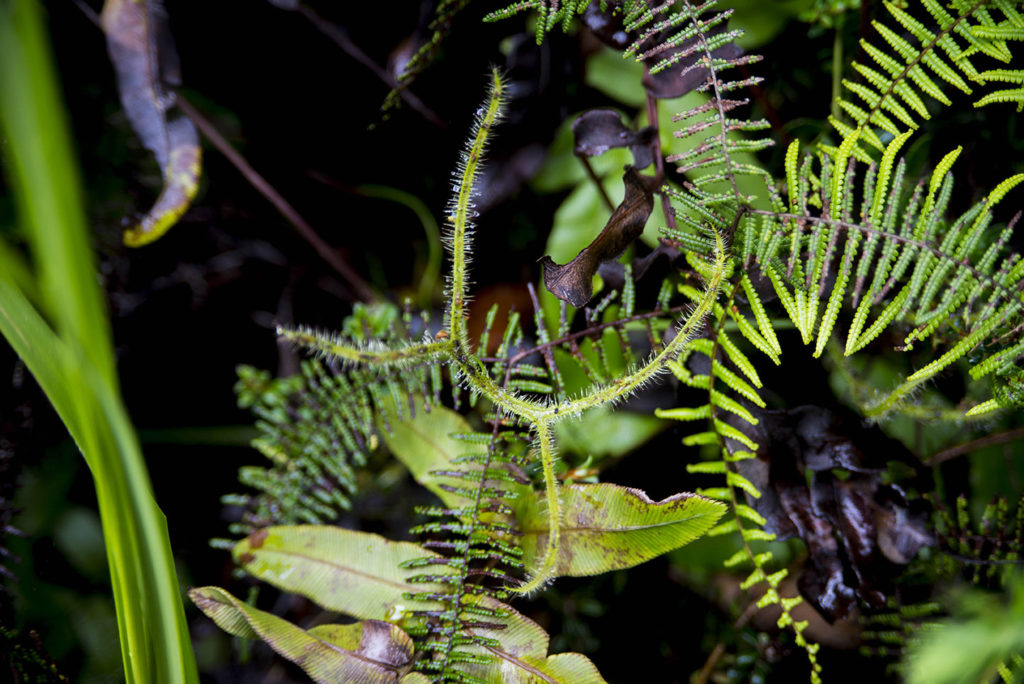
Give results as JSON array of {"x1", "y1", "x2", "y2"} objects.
[
  {"x1": 234, "y1": 526, "x2": 456, "y2": 623},
  {"x1": 555, "y1": 406, "x2": 665, "y2": 460},
  {"x1": 190, "y1": 586, "x2": 415, "y2": 684},
  {"x1": 516, "y1": 483, "x2": 726, "y2": 577},
  {"x1": 234, "y1": 526, "x2": 607, "y2": 682},
  {"x1": 584, "y1": 47, "x2": 646, "y2": 108},
  {"x1": 377, "y1": 403, "x2": 473, "y2": 508},
  {"x1": 458, "y1": 595, "x2": 606, "y2": 684}
]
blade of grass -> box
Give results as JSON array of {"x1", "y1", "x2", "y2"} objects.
[{"x1": 0, "y1": 1, "x2": 199, "y2": 681}]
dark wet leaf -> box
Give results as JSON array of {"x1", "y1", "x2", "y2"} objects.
[
  {"x1": 572, "y1": 109, "x2": 655, "y2": 169},
  {"x1": 580, "y1": 3, "x2": 630, "y2": 49},
  {"x1": 101, "y1": 0, "x2": 200, "y2": 247},
  {"x1": 582, "y1": 1, "x2": 743, "y2": 99},
  {"x1": 540, "y1": 167, "x2": 659, "y2": 308},
  {"x1": 730, "y1": 405, "x2": 933, "y2": 621}
]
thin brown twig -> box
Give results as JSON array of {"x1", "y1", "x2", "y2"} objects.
[
  {"x1": 927, "y1": 426, "x2": 1024, "y2": 465},
  {"x1": 75, "y1": 0, "x2": 379, "y2": 300},
  {"x1": 482, "y1": 302, "x2": 689, "y2": 367},
  {"x1": 645, "y1": 76, "x2": 679, "y2": 234},
  {"x1": 293, "y1": 2, "x2": 447, "y2": 129},
  {"x1": 695, "y1": 598, "x2": 761, "y2": 684},
  {"x1": 176, "y1": 95, "x2": 379, "y2": 302},
  {"x1": 579, "y1": 156, "x2": 616, "y2": 212}
]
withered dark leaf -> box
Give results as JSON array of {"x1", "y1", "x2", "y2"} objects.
[
  {"x1": 572, "y1": 109, "x2": 655, "y2": 169},
  {"x1": 540, "y1": 167, "x2": 660, "y2": 308},
  {"x1": 581, "y1": 3, "x2": 630, "y2": 49},
  {"x1": 729, "y1": 405, "x2": 933, "y2": 621},
  {"x1": 101, "y1": 0, "x2": 201, "y2": 247}
]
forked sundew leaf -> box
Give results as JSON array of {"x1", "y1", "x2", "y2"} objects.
[
  {"x1": 101, "y1": 0, "x2": 201, "y2": 247},
  {"x1": 376, "y1": 403, "x2": 474, "y2": 508},
  {"x1": 515, "y1": 483, "x2": 726, "y2": 576},
  {"x1": 189, "y1": 586, "x2": 414, "y2": 683},
  {"x1": 457, "y1": 595, "x2": 607, "y2": 684},
  {"x1": 540, "y1": 167, "x2": 659, "y2": 307},
  {"x1": 233, "y1": 526, "x2": 457, "y2": 623}
]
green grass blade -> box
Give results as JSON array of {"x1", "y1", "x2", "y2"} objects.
[{"x1": 0, "y1": 2, "x2": 198, "y2": 681}]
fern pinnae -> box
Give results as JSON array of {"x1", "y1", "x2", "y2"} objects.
[
  {"x1": 740, "y1": 274, "x2": 782, "y2": 356},
  {"x1": 815, "y1": 227, "x2": 861, "y2": 358},
  {"x1": 668, "y1": 280, "x2": 823, "y2": 681},
  {"x1": 828, "y1": 0, "x2": 1019, "y2": 160},
  {"x1": 405, "y1": 416, "x2": 529, "y2": 680}
]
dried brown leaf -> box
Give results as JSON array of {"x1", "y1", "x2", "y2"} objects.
[
  {"x1": 101, "y1": 0, "x2": 200, "y2": 247},
  {"x1": 540, "y1": 167, "x2": 659, "y2": 308},
  {"x1": 730, "y1": 405, "x2": 933, "y2": 621},
  {"x1": 572, "y1": 109, "x2": 655, "y2": 169}
]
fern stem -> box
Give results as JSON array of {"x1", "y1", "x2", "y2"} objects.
[
  {"x1": 434, "y1": 408, "x2": 510, "y2": 676},
  {"x1": 683, "y1": 0, "x2": 743, "y2": 205}
]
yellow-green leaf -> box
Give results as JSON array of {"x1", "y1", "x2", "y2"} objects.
[
  {"x1": 515, "y1": 483, "x2": 726, "y2": 577},
  {"x1": 456, "y1": 595, "x2": 607, "y2": 684},
  {"x1": 189, "y1": 586, "x2": 414, "y2": 683},
  {"x1": 378, "y1": 403, "x2": 473, "y2": 508},
  {"x1": 234, "y1": 526, "x2": 456, "y2": 624}
]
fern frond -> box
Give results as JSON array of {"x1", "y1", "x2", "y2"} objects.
[
  {"x1": 624, "y1": 0, "x2": 774, "y2": 209},
  {"x1": 381, "y1": 0, "x2": 473, "y2": 117},
  {"x1": 220, "y1": 357, "x2": 438, "y2": 540},
  {"x1": 660, "y1": 278, "x2": 823, "y2": 682},
  {"x1": 829, "y1": 0, "x2": 1024, "y2": 160},
  {"x1": 742, "y1": 141, "x2": 1024, "y2": 416},
  {"x1": 934, "y1": 494, "x2": 1024, "y2": 587},
  {"x1": 405, "y1": 417, "x2": 531, "y2": 681},
  {"x1": 483, "y1": 0, "x2": 602, "y2": 44}
]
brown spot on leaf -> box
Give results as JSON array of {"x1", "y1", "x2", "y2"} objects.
[
  {"x1": 247, "y1": 528, "x2": 269, "y2": 550},
  {"x1": 359, "y1": 620, "x2": 414, "y2": 667},
  {"x1": 540, "y1": 167, "x2": 660, "y2": 308}
]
